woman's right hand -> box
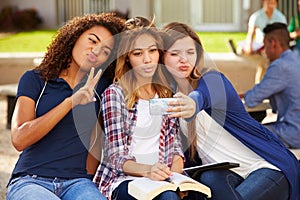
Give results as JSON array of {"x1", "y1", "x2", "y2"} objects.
[
  {"x1": 167, "y1": 92, "x2": 196, "y2": 119},
  {"x1": 146, "y1": 162, "x2": 172, "y2": 181},
  {"x1": 71, "y1": 67, "x2": 102, "y2": 107}
]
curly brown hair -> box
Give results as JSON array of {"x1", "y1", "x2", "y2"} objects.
[{"x1": 35, "y1": 12, "x2": 125, "y2": 81}]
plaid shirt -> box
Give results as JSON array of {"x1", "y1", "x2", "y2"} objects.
[{"x1": 93, "y1": 83, "x2": 184, "y2": 198}]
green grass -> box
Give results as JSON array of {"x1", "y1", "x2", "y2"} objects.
[
  {"x1": 0, "y1": 30, "x2": 56, "y2": 52},
  {"x1": 198, "y1": 32, "x2": 246, "y2": 52},
  {"x1": 0, "y1": 30, "x2": 247, "y2": 52}
]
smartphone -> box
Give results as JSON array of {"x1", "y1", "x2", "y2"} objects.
[{"x1": 149, "y1": 98, "x2": 177, "y2": 115}]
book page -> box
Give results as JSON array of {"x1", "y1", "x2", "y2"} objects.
[
  {"x1": 128, "y1": 174, "x2": 211, "y2": 199},
  {"x1": 170, "y1": 172, "x2": 211, "y2": 198},
  {"x1": 169, "y1": 172, "x2": 198, "y2": 185},
  {"x1": 128, "y1": 177, "x2": 177, "y2": 200},
  {"x1": 178, "y1": 182, "x2": 211, "y2": 198}
]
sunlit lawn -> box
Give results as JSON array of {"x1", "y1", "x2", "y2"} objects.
[
  {"x1": 199, "y1": 32, "x2": 246, "y2": 52},
  {"x1": 0, "y1": 30, "x2": 56, "y2": 52},
  {"x1": 0, "y1": 30, "x2": 246, "y2": 52}
]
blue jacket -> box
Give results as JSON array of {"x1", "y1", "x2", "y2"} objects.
[{"x1": 189, "y1": 70, "x2": 300, "y2": 200}]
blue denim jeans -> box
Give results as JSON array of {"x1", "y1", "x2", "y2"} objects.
[
  {"x1": 196, "y1": 168, "x2": 289, "y2": 200},
  {"x1": 6, "y1": 175, "x2": 106, "y2": 200},
  {"x1": 112, "y1": 180, "x2": 180, "y2": 200}
]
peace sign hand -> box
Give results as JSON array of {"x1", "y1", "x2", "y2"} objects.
[{"x1": 72, "y1": 67, "x2": 102, "y2": 107}]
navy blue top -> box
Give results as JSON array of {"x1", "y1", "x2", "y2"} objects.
[
  {"x1": 11, "y1": 70, "x2": 111, "y2": 179},
  {"x1": 189, "y1": 70, "x2": 300, "y2": 200}
]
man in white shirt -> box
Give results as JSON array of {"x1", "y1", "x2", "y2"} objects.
[{"x1": 243, "y1": 0, "x2": 287, "y2": 55}]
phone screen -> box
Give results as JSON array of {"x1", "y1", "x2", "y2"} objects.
[{"x1": 149, "y1": 98, "x2": 175, "y2": 115}]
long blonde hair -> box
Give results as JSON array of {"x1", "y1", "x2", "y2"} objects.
[
  {"x1": 162, "y1": 22, "x2": 206, "y2": 160},
  {"x1": 114, "y1": 17, "x2": 172, "y2": 109}
]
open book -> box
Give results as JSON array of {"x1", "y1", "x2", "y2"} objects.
[{"x1": 128, "y1": 172, "x2": 211, "y2": 200}]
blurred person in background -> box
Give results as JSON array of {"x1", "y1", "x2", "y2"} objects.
[
  {"x1": 242, "y1": 0, "x2": 287, "y2": 55},
  {"x1": 244, "y1": 23, "x2": 300, "y2": 149}
]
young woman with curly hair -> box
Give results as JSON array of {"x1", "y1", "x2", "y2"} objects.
[{"x1": 6, "y1": 13, "x2": 125, "y2": 200}]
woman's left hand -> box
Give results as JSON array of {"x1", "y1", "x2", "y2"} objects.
[
  {"x1": 72, "y1": 67, "x2": 102, "y2": 107},
  {"x1": 166, "y1": 92, "x2": 196, "y2": 119}
]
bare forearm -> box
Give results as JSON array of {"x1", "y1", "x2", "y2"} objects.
[
  {"x1": 12, "y1": 68, "x2": 102, "y2": 151},
  {"x1": 170, "y1": 155, "x2": 184, "y2": 174},
  {"x1": 123, "y1": 160, "x2": 172, "y2": 181},
  {"x1": 86, "y1": 125, "x2": 102, "y2": 175},
  {"x1": 123, "y1": 160, "x2": 151, "y2": 177},
  {"x1": 244, "y1": 27, "x2": 255, "y2": 54},
  {"x1": 11, "y1": 97, "x2": 73, "y2": 151}
]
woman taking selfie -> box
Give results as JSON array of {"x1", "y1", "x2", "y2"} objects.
[{"x1": 162, "y1": 22, "x2": 300, "y2": 200}]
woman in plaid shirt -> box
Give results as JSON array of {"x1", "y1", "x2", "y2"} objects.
[{"x1": 93, "y1": 17, "x2": 184, "y2": 200}]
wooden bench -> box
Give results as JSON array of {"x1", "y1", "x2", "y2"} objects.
[{"x1": 0, "y1": 83, "x2": 18, "y2": 129}]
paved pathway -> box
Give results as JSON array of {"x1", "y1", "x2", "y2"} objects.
[{"x1": 0, "y1": 97, "x2": 19, "y2": 200}]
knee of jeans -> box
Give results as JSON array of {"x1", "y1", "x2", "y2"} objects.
[
  {"x1": 199, "y1": 170, "x2": 222, "y2": 179},
  {"x1": 198, "y1": 171, "x2": 218, "y2": 185},
  {"x1": 199, "y1": 170, "x2": 238, "y2": 185},
  {"x1": 158, "y1": 191, "x2": 180, "y2": 200}
]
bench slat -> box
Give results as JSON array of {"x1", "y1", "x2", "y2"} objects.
[{"x1": 0, "y1": 83, "x2": 18, "y2": 96}]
